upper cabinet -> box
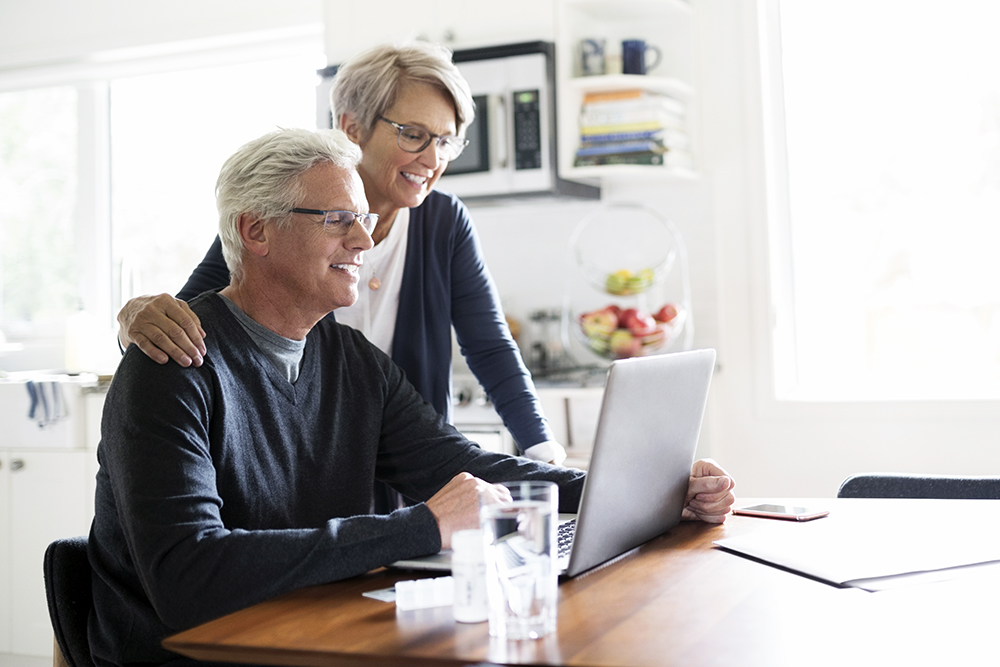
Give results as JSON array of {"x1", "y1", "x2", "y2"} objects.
[
  {"x1": 555, "y1": 0, "x2": 697, "y2": 183},
  {"x1": 322, "y1": 0, "x2": 557, "y2": 64}
]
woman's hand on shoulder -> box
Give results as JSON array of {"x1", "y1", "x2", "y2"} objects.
[{"x1": 118, "y1": 294, "x2": 206, "y2": 367}]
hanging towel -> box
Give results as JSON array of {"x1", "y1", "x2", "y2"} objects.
[{"x1": 25, "y1": 380, "x2": 68, "y2": 428}]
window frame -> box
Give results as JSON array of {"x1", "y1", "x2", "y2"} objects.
[{"x1": 0, "y1": 29, "x2": 323, "y2": 357}]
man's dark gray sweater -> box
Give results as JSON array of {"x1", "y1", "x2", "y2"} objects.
[{"x1": 88, "y1": 292, "x2": 585, "y2": 667}]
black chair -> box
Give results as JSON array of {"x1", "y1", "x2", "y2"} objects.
[
  {"x1": 837, "y1": 473, "x2": 1000, "y2": 499},
  {"x1": 43, "y1": 536, "x2": 96, "y2": 667}
]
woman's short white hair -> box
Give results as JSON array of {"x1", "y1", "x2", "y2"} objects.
[
  {"x1": 330, "y1": 41, "x2": 475, "y2": 139},
  {"x1": 216, "y1": 128, "x2": 362, "y2": 283}
]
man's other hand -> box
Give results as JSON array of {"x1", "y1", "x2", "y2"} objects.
[{"x1": 681, "y1": 458, "x2": 736, "y2": 524}]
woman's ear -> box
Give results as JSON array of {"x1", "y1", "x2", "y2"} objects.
[
  {"x1": 340, "y1": 112, "x2": 365, "y2": 145},
  {"x1": 236, "y1": 212, "x2": 270, "y2": 258}
]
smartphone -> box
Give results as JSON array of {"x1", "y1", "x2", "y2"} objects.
[{"x1": 733, "y1": 503, "x2": 829, "y2": 521}]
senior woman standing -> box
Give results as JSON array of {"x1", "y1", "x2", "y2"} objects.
[{"x1": 117, "y1": 43, "x2": 567, "y2": 491}]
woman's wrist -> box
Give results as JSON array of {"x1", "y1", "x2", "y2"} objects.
[{"x1": 523, "y1": 440, "x2": 567, "y2": 465}]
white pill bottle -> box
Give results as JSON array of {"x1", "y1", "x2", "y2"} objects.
[{"x1": 451, "y1": 528, "x2": 489, "y2": 623}]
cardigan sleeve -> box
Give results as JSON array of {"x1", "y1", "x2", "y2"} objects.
[
  {"x1": 443, "y1": 196, "x2": 556, "y2": 450},
  {"x1": 368, "y1": 330, "x2": 585, "y2": 510}
]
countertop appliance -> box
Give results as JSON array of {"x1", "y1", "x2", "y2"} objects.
[{"x1": 316, "y1": 41, "x2": 599, "y2": 202}]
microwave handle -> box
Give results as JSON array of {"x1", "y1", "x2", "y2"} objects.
[{"x1": 490, "y1": 93, "x2": 508, "y2": 169}]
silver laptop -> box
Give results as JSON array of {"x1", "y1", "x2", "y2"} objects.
[{"x1": 391, "y1": 348, "x2": 717, "y2": 579}]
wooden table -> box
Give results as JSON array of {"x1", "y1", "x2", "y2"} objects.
[{"x1": 163, "y1": 499, "x2": 1000, "y2": 666}]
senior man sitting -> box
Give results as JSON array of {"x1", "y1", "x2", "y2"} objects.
[{"x1": 87, "y1": 127, "x2": 736, "y2": 667}]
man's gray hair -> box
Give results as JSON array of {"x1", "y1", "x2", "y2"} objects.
[
  {"x1": 216, "y1": 128, "x2": 362, "y2": 283},
  {"x1": 330, "y1": 41, "x2": 475, "y2": 139}
]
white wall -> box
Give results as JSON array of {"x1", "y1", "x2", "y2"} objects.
[
  {"x1": 0, "y1": 1, "x2": 322, "y2": 70},
  {"x1": 4, "y1": 0, "x2": 998, "y2": 497}
]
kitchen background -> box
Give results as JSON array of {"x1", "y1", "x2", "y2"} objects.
[{"x1": 2, "y1": 0, "x2": 1000, "y2": 663}]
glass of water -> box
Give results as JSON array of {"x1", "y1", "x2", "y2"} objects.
[{"x1": 480, "y1": 480, "x2": 558, "y2": 640}]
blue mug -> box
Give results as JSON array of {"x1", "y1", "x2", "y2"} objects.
[{"x1": 621, "y1": 39, "x2": 662, "y2": 75}]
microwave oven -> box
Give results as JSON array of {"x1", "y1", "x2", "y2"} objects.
[{"x1": 316, "y1": 41, "x2": 599, "y2": 202}]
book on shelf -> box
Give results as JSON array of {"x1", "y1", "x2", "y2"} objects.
[
  {"x1": 580, "y1": 107, "x2": 684, "y2": 129},
  {"x1": 573, "y1": 150, "x2": 695, "y2": 170},
  {"x1": 581, "y1": 93, "x2": 686, "y2": 119},
  {"x1": 580, "y1": 128, "x2": 690, "y2": 151},
  {"x1": 581, "y1": 88, "x2": 684, "y2": 105},
  {"x1": 582, "y1": 88, "x2": 647, "y2": 104},
  {"x1": 575, "y1": 140, "x2": 665, "y2": 157},
  {"x1": 580, "y1": 119, "x2": 686, "y2": 137}
]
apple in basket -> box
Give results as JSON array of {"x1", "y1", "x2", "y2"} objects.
[
  {"x1": 618, "y1": 308, "x2": 659, "y2": 337},
  {"x1": 580, "y1": 306, "x2": 619, "y2": 337},
  {"x1": 654, "y1": 303, "x2": 680, "y2": 324},
  {"x1": 609, "y1": 329, "x2": 642, "y2": 358}
]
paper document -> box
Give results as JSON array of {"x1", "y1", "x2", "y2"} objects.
[{"x1": 714, "y1": 499, "x2": 1000, "y2": 591}]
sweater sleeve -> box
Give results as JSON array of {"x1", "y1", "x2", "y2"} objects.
[
  {"x1": 445, "y1": 197, "x2": 556, "y2": 450},
  {"x1": 176, "y1": 235, "x2": 231, "y2": 301}
]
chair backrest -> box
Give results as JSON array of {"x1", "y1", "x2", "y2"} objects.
[
  {"x1": 43, "y1": 536, "x2": 96, "y2": 667},
  {"x1": 837, "y1": 473, "x2": 1000, "y2": 499}
]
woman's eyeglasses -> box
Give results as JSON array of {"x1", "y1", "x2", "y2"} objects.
[{"x1": 378, "y1": 117, "x2": 469, "y2": 161}]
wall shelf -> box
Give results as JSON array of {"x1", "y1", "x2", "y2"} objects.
[{"x1": 555, "y1": 0, "x2": 698, "y2": 185}]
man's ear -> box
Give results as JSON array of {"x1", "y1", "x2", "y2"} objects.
[
  {"x1": 236, "y1": 212, "x2": 270, "y2": 258},
  {"x1": 340, "y1": 112, "x2": 366, "y2": 145}
]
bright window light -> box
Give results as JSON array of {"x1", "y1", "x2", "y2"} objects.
[
  {"x1": 0, "y1": 87, "x2": 78, "y2": 336},
  {"x1": 0, "y1": 46, "x2": 321, "y2": 372},
  {"x1": 776, "y1": 0, "x2": 1000, "y2": 400},
  {"x1": 110, "y1": 54, "x2": 321, "y2": 301}
]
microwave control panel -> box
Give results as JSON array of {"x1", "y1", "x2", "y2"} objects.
[{"x1": 512, "y1": 89, "x2": 542, "y2": 170}]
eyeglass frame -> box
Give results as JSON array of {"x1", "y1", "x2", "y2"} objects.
[
  {"x1": 289, "y1": 208, "x2": 379, "y2": 235},
  {"x1": 377, "y1": 116, "x2": 469, "y2": 161}
]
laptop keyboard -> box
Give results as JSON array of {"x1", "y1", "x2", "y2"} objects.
[{"x1": 557, "y1": 518, "x2": 577, "y2": 558}]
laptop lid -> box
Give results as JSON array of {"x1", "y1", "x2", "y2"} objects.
[
  {"x1": 390, "y1": 348, "x2": 716, "y2": 578},
  {"x1": 564, "y1": 348, "x2": 715, "y2": 577}
]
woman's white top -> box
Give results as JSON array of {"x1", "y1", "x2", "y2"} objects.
[
  {"x1": 334, "y1": 208, "x2": 410, "y2": 356},
  {"x1": 333, "y1": 207, "x2": 565, "y2": 464}
]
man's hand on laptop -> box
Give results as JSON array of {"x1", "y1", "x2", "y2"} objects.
[
  {"x1": 681, "y1": 459, "x2": 736, "y2": 524},
  {"x1": 427, "y1": 473, "x2": 512, "y2": 549}
]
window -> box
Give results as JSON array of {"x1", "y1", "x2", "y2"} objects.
[
  {"x1": 110, "y1": 56, "x2": 319, "y2": 300},
  {"x1": 0, "y1": 45, "x2": 322, "y2": 372},
  {"x1": 770, "y1": 0, "x2": 1000, "y2": 400},
  {"x1": 0, "y1": 87, "x2": 78, "y2": 338}
]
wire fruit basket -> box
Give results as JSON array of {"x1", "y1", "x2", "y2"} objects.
[{"x1": 562, "y1": 203, "x2": 692, "y2": 361}]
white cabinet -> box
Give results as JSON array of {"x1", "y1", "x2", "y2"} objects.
[
  {"x1": 0, "y1": 453, "x2": 11, "y2": 655},
  {"x1": 0, "y1": 383, "x2": 103, "y2": 659},
  {"x1": 10, "y1": 451, "x2": 95, "y2": 656},
  {"x1": 555, "y1": 0, "x2": 698, "y2": 182},
  {"x1": 1, "y1": 450, "x2": 96, "y2": 657}
]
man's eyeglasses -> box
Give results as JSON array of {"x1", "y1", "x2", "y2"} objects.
[
  {"x1": 378, "y1": 117, "x2": 469, "y2": 161},
  {"x1": 289, "y1": 208, "x2": 379, "y2": 235}
]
